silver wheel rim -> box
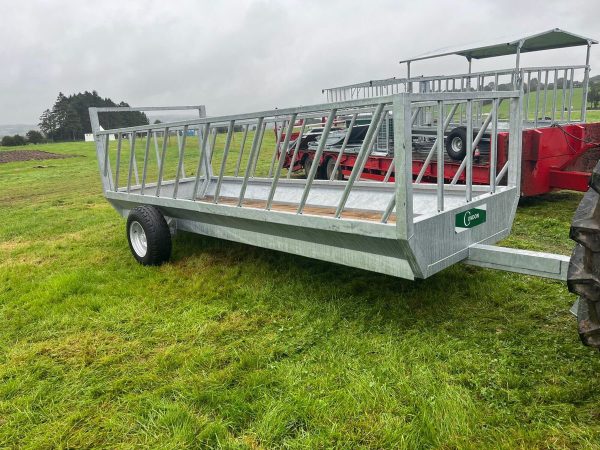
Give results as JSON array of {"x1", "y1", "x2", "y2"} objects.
[
  {"x1": 451, "y1": 136, "x2": 463, "y2": 153},
  {"x1": 130, "y1": 221, "x2": 148, "y2": 257}
]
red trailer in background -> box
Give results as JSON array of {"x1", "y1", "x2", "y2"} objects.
[
  {"x1": 276, "y1": 28, "x2": 600, "y2": 197},
  {"x1": 278, "y1": 122, "x2": 600, "y2": 197}
]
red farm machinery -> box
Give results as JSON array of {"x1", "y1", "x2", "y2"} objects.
[{"x1": 279, "y1": 29, "x2": 600, "y2": 197}]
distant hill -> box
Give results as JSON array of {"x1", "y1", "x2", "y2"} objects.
[
  {"x1": 0, "y1": 124, "x2": 38, "y2": 138},
  {"x1": 590, "y1": 74, "x2": 600, "y2": 84}
]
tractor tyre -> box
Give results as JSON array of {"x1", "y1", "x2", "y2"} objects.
[{"x1": 568, "y1": 160, "x2": 600, "y2": 348}]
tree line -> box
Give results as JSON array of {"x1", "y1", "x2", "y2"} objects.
[
  {"x1": 1, "y1": 130, "x2": 44, "y2": 147},
  {"x1": 38, "y1": 91, "x2": 149, "y2": 141}
]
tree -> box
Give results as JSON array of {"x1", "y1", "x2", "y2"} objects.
[
  {"x1": 1, "y1": 135, "x2": 26, "y2": 146},
  {"x1": 38, "y1": 91, "x2": 149, "y2": 141},
  {"x1": 39, "y1": 108, "x2": 58, "y2": 141},
  {"x1": 1, "y1": 136, "x2": 15, "y2": 146},
  {"x1": 12, "y1": 135, "x2": 26, "y2": 146},
  {"x1": 26, "y1": 130, "x2": 44, "y2": 144},
  {"x1": 589, "y1": 82, "x2": 600, "y2": 110}
]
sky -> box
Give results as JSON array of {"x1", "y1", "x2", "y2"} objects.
[{"x1": 0, "y1": 0, "x2": 599, "y2": 125}]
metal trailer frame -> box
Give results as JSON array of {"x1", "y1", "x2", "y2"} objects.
[
  {"x1": 90, "y1": 89, "x2": 572, "y2": 283},
  {"x1": 315, "y1": 29, "x2": 599, "y2": 197}
]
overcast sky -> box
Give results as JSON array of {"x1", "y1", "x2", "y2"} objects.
[{"x1": 1, "y1": 0, "x2": 599, "y2": 124}]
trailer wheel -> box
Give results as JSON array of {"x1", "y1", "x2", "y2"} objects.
[
  {"x1": 568, "y1": 160, "x2": 600, "y2": 348},
  {"x1": 326, "y1": 157, "x2": 344, "y2": 180},
  {"x1": 303, "y1": 157, "x2": 326, "y2": 180},
  {"x1": 126, "y1": 205, "x2": 172, "y2": 266},
  {"x1": 445, "y1": 127, "x2": 467, "y2": 161}
]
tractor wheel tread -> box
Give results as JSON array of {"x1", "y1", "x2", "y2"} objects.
[
  {"x1": 569, "y1": 188, "x2": 600, "y2": 252},
  {"x1": 568, "y1": 161, "x2": 600, "y2": 349}
]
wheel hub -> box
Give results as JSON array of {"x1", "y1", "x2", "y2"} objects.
[
  {"x1": 451, "y1": 136, "x2": 463, "y2": 152},
  {"x1": 130, "y1": 221, "x2": 148, "y2": 257}
]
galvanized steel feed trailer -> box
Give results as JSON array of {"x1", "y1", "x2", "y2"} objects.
[{"x1": 90, "y1": 29, "x2": 600, "y2": 349}]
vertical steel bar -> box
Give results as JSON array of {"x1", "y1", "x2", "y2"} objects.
[
  {"x1": 207, "y1": 128, "x2": 217, "y2": 173},
  {"x1": 234, "y1": 124, "x2": 249, "y2": 177},
  {"x1": 459, "y1": 77, "x2": 465, "y2": 125},
  {"x1": 561, "y1": 69, "x2": 568, "y2": 121},
  {"x1": 552, "y1": 69, "x2": 558, "y2": 122},
  {"x1": 534, "y1": 70, "x2": 541, "y2": 127},
  {"x1": 393, "y1": 94, "x2": 413, "y2": 237},
  {"x1": 251, "y1": 121, "x2": 267, "y2": 177},
  {"x1": 140, "y1": 130, "x2": 151, "y2": 195},
  {"x1": 508, "y1": 94, "x2": 523, "y2": 193},
  {"x1": 156, "y1": 127, "x2": 169, "y2": 197},
  {"x1": 175, "y1": 130, "x2": 186, "y2": 179},
  {"x1": 362, "y1": 110, "x2": 386, "y2": 173},
  {"x1": 335, "y1": 103, "x2": 385, "y2": 218},
  {"x1": 476, "y1": 75, "x2": 482, "y2": 123},
  {"x1": 495, "y1": 161, "x2": 509, "y2": 186},
  {"x1": 466, "y1": 100, "x2": 473, "y2": 202},
  {"x1": 213, "y1": 120, "x2": 235, "y2": 203},
  {"x1": 489, "y1": 99, "x2": 499, "y2": 193},
  {"x1": 297, "y1": 109, "x2": 337, "y2": 214},
  {"x1": 383, "y1": 161, "x2": 394, "y2": 183},
  {"x1": 126, "y1": 132, "x2": 136, "y2": 193},
  {"x1": 450, "y1": 100, "x2": 495, "y2": 185},
  {"x1": 582, "y1": 44, "x2": 592, "y2": 122},
  {"x1": 381, "y1": 195, "x2": 396, "y2": 224},
  {"x1": 415, "y1": 103, "x2": 459, "y2": 183},
  {"x1": 115, "y1": 131, "x2": 122, "y2": 190},
  {"x1": 132, "y1": 132, "x2": 140, "y2": 185},
  {"x1": 193, "y1": 123, "x2": 211, "y2": 200},
  {"x1": 268, "y1": 120, "x2": 285, "y2": 177},
  {"x1": 330, "y1": 113, "x2": 357, "y2": 181},
  {"x1": 542, "y1": 70, "x2": 549, "y2": 121},
  {"x1": 238, "y1": 117, "x2": 265, "y2": 206},
  {"x1": 524, "y1": 71, "x2": 531, "y2": 122},
  {"x1": 568, "y1": 67, "x2": 575, "y2": 123},
  {"x1": 436, "y1": 101, "x2": 444, "y2": 212},
  {"x1": 172, "y1": 125, "x2": 188, "y2": 199},
  {"x1": 287, "y1": 120, "x2": 306, "y2": 180},
  {"x1": 153, "y1": 131, "x2": 161, "y2": 172},
  {"x1": 267, "y1": 114, "x2": 297, "y2": 209},
  {"x1": 103, "y1": 132, "x2": 110, "y2": 177}
]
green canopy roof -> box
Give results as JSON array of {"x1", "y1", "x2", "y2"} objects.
[{"x1": 400, "y1": 29, "x2": 597, "y2": 63}]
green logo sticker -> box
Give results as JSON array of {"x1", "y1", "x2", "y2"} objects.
[{"x1": 455, "y1": 205, "x2": 487, "y2": 232}]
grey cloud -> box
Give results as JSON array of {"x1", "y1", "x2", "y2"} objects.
[{"x1": 0, "y1": 0, "x2": 598, "y2": 124}]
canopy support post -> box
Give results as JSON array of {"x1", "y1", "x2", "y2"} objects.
[
  {"x1": 581, "y1": 42, "x2": 592, "y2": 122},
  {"x1": 466, "y1": 57, "x2": 472, "y2": 89},
  {"x1": 514, "y1": 40, "x2": 524, "y2": 90}
]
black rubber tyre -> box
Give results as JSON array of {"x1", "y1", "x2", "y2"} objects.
[
  {"x1": 126, "y1": 205, "x2": 172, "y2": 266},
  {"x1": 568, "y1": 160, "x2": 600, "y2": 348},
  {"x1": 303, "y1": 156, "x2": 326, "y2": 180},
  {"x1": 326, "y1": 157, "x2": 344, "y2": 180},
  {"x1": 445, "y1": 127, "x2": 468, "y2": 161}
]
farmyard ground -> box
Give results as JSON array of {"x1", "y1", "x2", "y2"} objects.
[{"x1": 1, "y1": 140, "x2": 600, "y2": 448}]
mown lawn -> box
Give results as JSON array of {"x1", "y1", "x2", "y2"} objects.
[{"x1": 1, "y1": 140, "x2": 600, "y2": 449}]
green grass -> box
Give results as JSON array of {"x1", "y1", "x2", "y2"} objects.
[
  {"x1": 2, "y1": 140, "x2": 600, "y2": 449},
  {"x1": 440, "y1": 88, "x2": 599, "y2": 124}
]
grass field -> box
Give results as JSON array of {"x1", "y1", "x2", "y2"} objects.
[
  {"x1": 2, "y1": 132, "x2": 600, "y2": 448},
  {"x1": 445, "y1": 88, "x2": 600, "y2": 124}
]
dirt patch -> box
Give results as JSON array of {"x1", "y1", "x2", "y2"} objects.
[{"x1": 0, "y1": 149, "x2": 77, "y2": 164}]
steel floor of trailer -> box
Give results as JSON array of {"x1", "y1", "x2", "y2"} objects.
[{"x1": 132, "y1": 177, "x2": 501, "y2": 224}]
